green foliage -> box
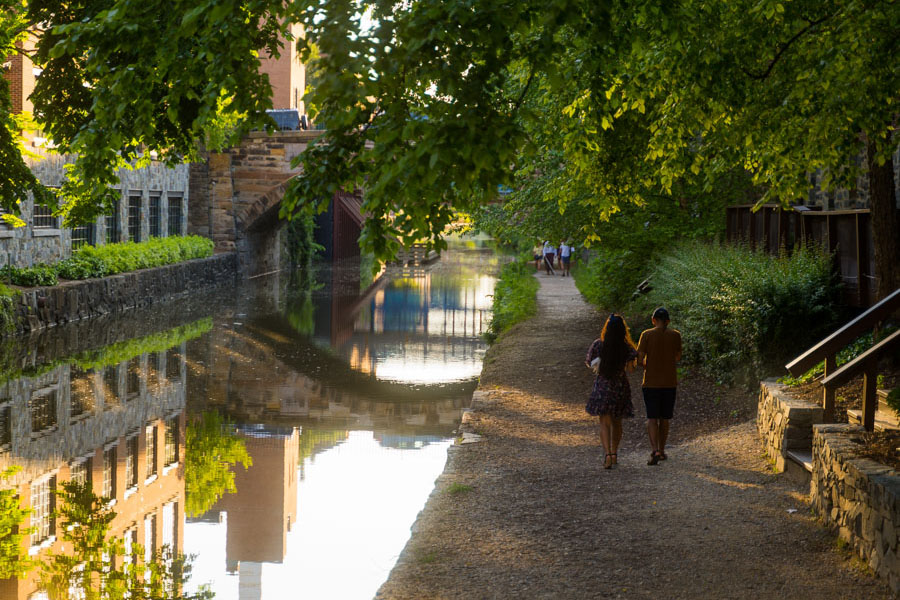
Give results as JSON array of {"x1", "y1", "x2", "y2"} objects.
[
  {"x1": 284, "y1": 212, "x2": 323, "y2": 274},
  {"x1": 0, "y1": 466, "x2": 32, "y2": 580},
  {"x1": 778, "y1": 333, "x2": 875, "y2": 386},
  {"x1": 0, "y1": 318, "x2": 211, "y2": 384},
  {"x1": 185, "y1": 411, "x2": 253, "y2": 518},
  {"x1": 886, "y1": 388, "x2": 900, "y2": 421},
  {"x1": 41, "y1": 480, "x2": 213, "y2": 600},
  {"x1": 485, "y1": 260, "x2": 539, "y2": 344},
  {"x1": 74, "y1": 236, "x2": 213, "y2": 276},
  {"x1": 0, "y1": 263, "x2": 59, "y2": 287},
  {"x1": 0, "y1": 284, "x2": 18, "y2": 335},
  {"x1": 55, "y1": 255, "x2": 109, "y2": 280},
  {"x1": 298, "y1": 428, "x2": 349, "y2": 464},
  {"x1": 642, "y1": 242, "x2": 840, "y2": 384},
  {"x1": 446, "y1": 483, "x2": 473, "y2": 495}
]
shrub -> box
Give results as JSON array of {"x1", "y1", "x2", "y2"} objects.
[
  {"x1": 486, "y1": 260, "x2": 539, "y2": 343},
  {"x1": 641, "y1": 241, "x2": 840, "y2": 384},
  {"x1": 72, "y1": 235, "x2": 214, "y2": 276},
  {"x1": 0, "y1": 263, "x2": 58, "y2": 287},
  {"x1": 0, "y1": 284, "x2": 18, "y2": 334},
  {"x1": 56, "y1": 255, "x2": 109, "y2": 280},
  {"x1": 572, "y1": 246, "x2": 652, "y2": 309}
]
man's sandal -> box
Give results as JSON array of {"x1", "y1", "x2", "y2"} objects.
[
  {"x1": 659, "y1": 451, "x2": 667, "y2": 461},
  {"x1": 647, "y1": 451, "x2": 661, "y2": 466}
]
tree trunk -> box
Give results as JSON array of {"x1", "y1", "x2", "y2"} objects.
[{"x1": 866, "y1": 139, "x2": 900, "y2": 301}]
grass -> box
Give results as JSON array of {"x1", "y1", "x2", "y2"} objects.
[
  {"x1": 446, "y1": 483, "x2": 473, "y2": 495},
  {"x1": 485, "y1": 260, "x2": 539, "y2": 343}
]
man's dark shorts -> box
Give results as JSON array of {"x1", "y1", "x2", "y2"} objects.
[
  {"x1": 561, "y1": 256, "x2": 571, "y2": 266},
  {"x1": 643, "y1": 387, "x2": 676, "y2": 419}
]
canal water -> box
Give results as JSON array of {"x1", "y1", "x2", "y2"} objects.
[{"x1": 0, "y1": 239, "x2": 501, "y2": 599}]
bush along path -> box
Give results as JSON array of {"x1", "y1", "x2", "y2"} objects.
[{"x1": 376, "y1": 273, "x2": 890, "y2": 599}]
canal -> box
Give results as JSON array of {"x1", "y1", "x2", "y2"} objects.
[{"x1": 0, "y1": 238, "x2": 502, "y2": 599}]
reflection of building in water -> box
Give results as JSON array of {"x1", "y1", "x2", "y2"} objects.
[
  {"x1": 342, "y1": 266, "x2": 496, "y2": 384},
  {"x1": 196, "y1": 425, "x2": 298, "y2": 600},
  {"x1": 0, "y1": 344, "x2": 188, "y2": 600},
  {"x1": 190, "y1": 324, "x2": 472, "y2": 436}
]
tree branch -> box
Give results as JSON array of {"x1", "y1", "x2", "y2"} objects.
[
  {"x1": 513, "y1": 66, "x2": 536, "y2": 113},
  {"x1": 743, "y1": 14, "x2": 833, "y2": 81}
]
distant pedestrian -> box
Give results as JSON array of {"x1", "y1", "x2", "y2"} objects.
[
  {"x1": 542, "y1": 241, "x2": 556, "y2": 275},
  {"x1": 559, "y1": 241, "x2": 573, "y2": 277},
  {"x1": 636, "y1": 307, "x2": 682, "y2": 466},
  {"x1": 585, "y1": 313, "x2": 637, "y2": 469},
  {"x1": 532, "y1": 242, "x2": 543, "y2": 271}
]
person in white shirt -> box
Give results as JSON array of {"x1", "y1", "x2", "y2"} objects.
[
  {"x1": 541, "y1": 241, "x2": 556, "y2": 275},
  {"x1": 559, "y1": 241, "x2": 573, "y2": 277}
]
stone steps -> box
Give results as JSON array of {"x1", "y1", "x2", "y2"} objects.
[{"x1": 847, "y1": 408, "x2": 900, "y2": 431}]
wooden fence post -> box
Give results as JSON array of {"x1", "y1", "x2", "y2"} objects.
[
  {"x1": 862, "y1": 360, "x2": 877, "y2": 432},
  {"x1": 823, "y1": 353, "x2": 836, "y2": 422}
]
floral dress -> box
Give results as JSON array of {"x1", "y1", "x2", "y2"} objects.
[{"x1": 585, "y1": 339, "x2": 636, "y2": 418}]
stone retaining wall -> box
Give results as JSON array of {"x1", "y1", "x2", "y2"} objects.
[
  {"x1": 758, "y1": 379, "x2": 823, "y2": 471},
  {"x1": 3, "y1": 253, "x2": 237, "y2": 335},
  {"x1": 812, "y1": 424, "x2": 900, "y2": 595}
]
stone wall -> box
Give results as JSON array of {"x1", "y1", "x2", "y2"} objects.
[
  {"x1": 758, "y1": 379, "x2": 823, "y2": 471},
  {"x1": 0, "y1": 150, "x2": 190, "y2": 268},
  {"x1": 806, "y1": 145, "x2": 900, "y2": 210},
  {"x1": 3, "y1": 253, "x2": 236, "y2": 336},
  {"x1": 811, "y1": 423, "x2": 900, "y2": 595}
]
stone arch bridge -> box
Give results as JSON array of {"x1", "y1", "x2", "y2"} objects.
[{"x1": 188, "y1": 130, "x2": 364, "y2": 276}]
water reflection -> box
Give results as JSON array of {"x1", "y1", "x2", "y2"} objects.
[
  {"x1": 0, "y1": 313, "x2": 202, "y2": 599},
  {"x1": 0, "y1": 239, "x2": 501, "y2": 599}
]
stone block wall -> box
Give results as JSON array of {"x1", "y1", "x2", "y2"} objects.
[
  {"x1": 811, "y1": 424, "x2": 900, "y2": 595},
  {"x1": 3, "y1": 253, "x2": 236, "y2": 336},
  {"x1": 0, "y1": 150, "x2": 190, "y2": 268},
  {"x1": 758, "y1": 379, "x2": 824, "y2": 471}
]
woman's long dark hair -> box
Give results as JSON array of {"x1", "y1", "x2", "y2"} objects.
[{"x1": 598, "y1": 313, "x2": 636, "y2": 378}]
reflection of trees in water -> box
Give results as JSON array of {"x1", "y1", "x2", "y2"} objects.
[
  {"x1": 298, "y1": 429, "x2": 348, "y2": 467},
  {"x1": 184, "y1": 412, "x2": 252, "y2": 518},
  {"x1": 41, "y1": 481, "x2": 212, "y2": 600},
  {"x1": 0, "y1": 467, "x2": 30, "y2": 580}
]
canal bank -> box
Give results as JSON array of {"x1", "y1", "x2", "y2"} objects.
[
  {"x1": 2, "y1": 253, "x2": 236, "y2": 335},
  {"x1": 376, "y1": 273, "x2": 891, "y2": 599}
]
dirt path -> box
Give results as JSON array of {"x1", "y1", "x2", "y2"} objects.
[{"x1": 376, "y1": 272, "x2": 891, "y2": 599}]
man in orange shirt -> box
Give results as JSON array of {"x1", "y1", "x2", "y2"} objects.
[{"x1": 636, "y1": 307, "x2": 682, "y2": 466}]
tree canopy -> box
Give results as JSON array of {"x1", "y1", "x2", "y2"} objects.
[{"x1": 1, "y1": 0, "x2": 898, "y2": 288}]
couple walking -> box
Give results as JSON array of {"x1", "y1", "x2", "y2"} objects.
[{"x1": 584, "y1": 308, "x2": 682, "y2": 469}]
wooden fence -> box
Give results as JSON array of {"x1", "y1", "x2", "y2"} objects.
[{"x1": 726, "y1": 204, "x2": 876, "y2": 308}]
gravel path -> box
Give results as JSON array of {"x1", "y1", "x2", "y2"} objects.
[{"x1": 376, "y1": 272, "x2": 892, "y2": 599}]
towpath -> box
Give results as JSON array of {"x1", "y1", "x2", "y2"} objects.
[{"x1": 377, "y1": 272, "x2": 890, "y2": 599}]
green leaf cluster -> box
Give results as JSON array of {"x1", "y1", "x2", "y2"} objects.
[
  {"x1": 75, "y1": 236, "x2": 213, "y2": 276},
  {"x1": 778, "y1": 325, "x2": 898, "y2": 386},
  {"x1": 639, "y1": 242, "x2": 840, "y2": 384},
  {"x1": 0, "y1": 263, "x2": 59, "y2": 287},
  {"x1": 0, "y1": 466, "x2": 32, "y2": 580},
  {"x1": 485, "y1": 260, "x2": 539, "y2": 344},
  {"x1": 41, "y1": 480, "x2": 213, "y2": 600},
  {"x1": 184, "y1": 411, "x2": 252, "y2": 518}
]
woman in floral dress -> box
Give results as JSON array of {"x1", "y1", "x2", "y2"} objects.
[{"x1": 585, "y1": 313, "x2": 637, "y2": 469}]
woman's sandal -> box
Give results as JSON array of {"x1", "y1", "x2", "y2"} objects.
[
  {"x1": 647, "y1": 451, "x2": 661, "y2": 466},
  {"x1": 604, "y1": 453, "x2": 616, "y2": 469},
  {"x1": 659, "y1": 451, "x2": 667, "y2": 461}
]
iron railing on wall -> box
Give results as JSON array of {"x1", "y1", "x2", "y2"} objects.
[{"x1": 726, "y1": 204, "x2": 875, "y2": 308}]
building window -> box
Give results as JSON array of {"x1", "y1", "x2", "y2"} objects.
[
  {"x1": 164, "y1": 418, "x2": 178, "y2": 466},
  {"x1": 71, "y1": 223, "x2": 96, "y2": 249},
  {"x1": 123, "y1": 527, "x2": 138, "y2": 568},
  {"x1": 167, "y1": 195, "x2": 183, "y2": 237},
  {"x1": 103, "y1": 365, "x2": 120, "y2": 407},
  {"x1": 30, "y1": 387, "x2": 57, "y2": 433},
  {"x1": 102, "y1": 446, "x2": 116, "y2": 500},
  {"x1": 31, "y1": 477, "x2": 56, "y2": 547},
  {"x1": 144, "y1": 512, "x2": 157, "y2": 562},
  {"x1": 106, "y1": 201, "x2": 121, "y2": 244},
  {"x1": 165, "y1": 348, "x2": 182, "y2": 383},
  {"x1": 70, "y1": 458, "x2": 92, "y2": 487},
  {"x1": 127, "y1": 194, "x2": 141, "y2": 242},
  {"x1": 145, "y1": 425, "x2": 157, "y2": 479},
  {"x1": 147, "y1": 352, "x2": 162, "y2": 393},
  {"x1": 125, "y1": 436, "x2": 138, "y2": 489},
  {"x1": 0, "y1": 404, "x2": 10, "y2": 447},
  {"x1": 162, "y1": 501, "x2": 177, "y2": 549},
  {"x1": 70, "y1": 367, "x2": 97, "y2": 417},
  {"x1": 126, "y1": 356, "x2": 142, "y2": 398},
  {"x1": 149, "y1": 194, "x2": 161, "y2": 238},
  {"x1": 33, "y1": 202, "x2": 58, "y2": 229}
]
